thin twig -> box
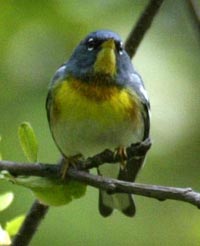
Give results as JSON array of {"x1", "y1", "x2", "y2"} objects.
[
  {"x1": 83, "y1": 138, "x2": 151, "y2": 169},
  {"x1": 0, "y1": 160, "x2": 59, "y2": 178},
  {"x1": 187, "y1": 0, "x2": 200, "y2": 39},
  {"x1": 125, "y1": 0, "x2": 164, "y2": 58},
  {"x1": 0, "y1": 138, "x2": 151, "y2": 177},
  {"x1": 12, "y1": 200, "x2": 49, "y2": 246},
  {"x1": 0, "y1": 160, "x2": 200, "y2": 209},
  {"x1": 68, "y1": 169, "x2": 200, "y2": 209}
]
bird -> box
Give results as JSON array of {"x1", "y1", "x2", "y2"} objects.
[{"x1": 46, "y1": 30, "x2": 150, "y2": 217}]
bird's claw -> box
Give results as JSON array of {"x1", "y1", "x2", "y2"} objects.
[
  {"x1": 60, "y1": 153, "x2": 83, "y2": 179},
  {"x1": 114, "y1": 146, "x2": 127, "y2": 170}
]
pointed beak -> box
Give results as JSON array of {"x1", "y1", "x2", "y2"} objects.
[{"x1": 101, "y1": 39, "x2": 115, "y2": 50}]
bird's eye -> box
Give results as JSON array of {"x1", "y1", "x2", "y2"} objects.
[
  {"x1": 87, "y1": 38, "x2": 96, "y2": 51},
  {"x1": 118, "y1": 42, "x2": 123, "y2": 55}
]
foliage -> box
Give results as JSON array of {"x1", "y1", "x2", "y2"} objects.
[
  {"x1": 18, "y1": 122, "x2": 38, "y2": 163},
  {"x1": 0, "y1": 192, "x2": 14, "y2": 212},
  {"x1": 0, "y1": 192, "x2": 24, "y2": 245}
]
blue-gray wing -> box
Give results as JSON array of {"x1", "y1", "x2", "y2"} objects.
[
  {"x1": 128, "y1": 71, "x2": 150, "y2": 140},
  {"x1": 117, "y1": 71, "x2": 151, "y2": 184},
  {"x1": 46, "y1": 64, "x2": 68, "y2": 122}
]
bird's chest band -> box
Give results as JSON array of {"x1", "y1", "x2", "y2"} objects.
[{"x1": 50, "y1": 79, "x2": 142, "y2": 127}]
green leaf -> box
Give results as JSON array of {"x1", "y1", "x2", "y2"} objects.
[
  {"x1": 5, "y1": 215, "x2": 25, "y2": 236},
  {"x1": 0, "y1": 225, "x2": 11, "y2": 245},
  {"x1": 0, "y1": 192, "x2": 14, "y2": 211},
  {"x1": 11, "y1": 175, "x2": 87, "y2": 206},
  {"x1": 18, "y1": 122, "x2": 38, "y2": 162}
]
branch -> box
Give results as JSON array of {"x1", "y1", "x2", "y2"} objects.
[
  {"x1": 125, "y1": 0, "x2": 164, "y2": 58},
  {"x1": 68, "y1": 169, "x2": 200, "y2": 209},
  {"x1": 12, "y1": 200, "x2": 49, "y2": 246},
  {"x1": 0, "y1": 159, "x2": 200, "y2": 209},
  {"x1": 83, "y1": 138, "x2": 151, "y2": 169},
  {"x1": 0, "y1": 138, "x2": 151, "y2": 177},
  {"x1": 187, "y1": 0, "x2": 200, "y2": 40}
]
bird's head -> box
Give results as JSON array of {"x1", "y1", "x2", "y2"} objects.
[{"x1": 66, "y1": 30, "x2": 133, "y2": 83}]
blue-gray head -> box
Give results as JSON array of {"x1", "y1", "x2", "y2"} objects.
[{"x1": 64, "y1": 30, "x2": 134, "y2": 82}]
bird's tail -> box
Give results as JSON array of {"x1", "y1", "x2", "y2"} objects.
[
  {"x1": 98, "y1": 156, "x2": 146, "y2": 217},
  {"x1": 99, "y1": 190, "x2": 136, "y2": 217}
]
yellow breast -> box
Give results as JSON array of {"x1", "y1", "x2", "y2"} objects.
[
  {"x1": 49, "y1": 77, "x2": 143, "y2": 156},
  {"x1": 51, "y1": 78, "x2": 141, "y2": 124}
]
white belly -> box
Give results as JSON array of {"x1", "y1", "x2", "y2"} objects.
[{"x1": 51, "y1": 110, "x2": 144, "y2": 158}]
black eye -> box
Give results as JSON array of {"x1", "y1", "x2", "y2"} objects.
[
  {"x1": 117, "y1": 41, "x2": 123, "y2": 55},
  {"x1": 87, "y1": 38, "x2": 96, "y2": 51}
]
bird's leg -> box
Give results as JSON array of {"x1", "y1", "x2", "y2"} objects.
[
  {"x1": 114, "y1": 146, "x2": 127, "y2": 170},
  {"x1": 60, "y1": 153, "x2": 83, "y2": 179}
]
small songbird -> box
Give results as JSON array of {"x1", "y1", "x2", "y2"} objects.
[{"x1": 46, "y1": 30, "x2": 150, "y2": 217}]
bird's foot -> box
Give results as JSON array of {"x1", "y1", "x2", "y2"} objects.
[
  {"x1": 114, "y1": 146, "x2": 127, "y2": 170},
  {"x1": 60, "y1": 153, "x2": 83, "y2": 179}
]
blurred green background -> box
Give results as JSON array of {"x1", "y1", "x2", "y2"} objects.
[{"x1": 0, "y1": 0, "x2": 200, "y2": 245}]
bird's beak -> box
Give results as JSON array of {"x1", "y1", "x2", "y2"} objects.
[
  {"x1": 101, "y1": 39, "x2": 116, "y2": 49},
  {"x1": 94, "y1": 39, "x2": 116, "y2": 76}
]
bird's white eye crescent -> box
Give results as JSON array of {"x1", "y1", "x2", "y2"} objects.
[
  {"x1": 57, "y1": 65, "x2": 65, "y2": 73},
  {"x1": 87, "y1": 38, "x2": 95, "y2": 51},
  {"x1": 118, "y1": 42, "x2": 123, "y2": 55}
]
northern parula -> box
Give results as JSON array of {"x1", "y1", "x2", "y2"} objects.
[{"x1": 46, "y1": 30, "x2": 150, "y2": 217}]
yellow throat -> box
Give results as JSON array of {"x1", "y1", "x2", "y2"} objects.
[{"x1": 94, "y1": 39, "x2": 116, "y2": 76}]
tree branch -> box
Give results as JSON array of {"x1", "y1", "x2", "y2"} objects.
[
  {"x1": 0, "y1": 158, "x2": 200, "y2": 209},
  {"x1": 0, "y1": 138, "x2": 151, "y2": 177},
  {"x1": 12, "y1": 200, "x2": 49, "y2": 246},
  {"x1": 68, "y1": 169, "x2": 200, "y2": 209},
  {"x1": 187, "y1": 0, "x2": 200, "y2": 40},
  {"x1": 125, "y1": 0, "x2": 164, "y2": 58},
  {"x1": 81, "y1": 137, "x2": 151, "y2": 169}
]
